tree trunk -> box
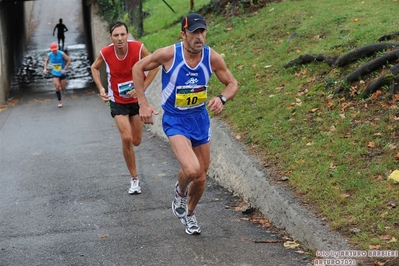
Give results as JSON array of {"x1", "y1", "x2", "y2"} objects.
[{"x1": 126, "y1": 0, "x2": 143, "y2": 37}]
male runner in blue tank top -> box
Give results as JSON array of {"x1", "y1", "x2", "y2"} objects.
[
  {"x1": 43, "y1": 42, "x2": 71, "y2": 108},
  {"x1": 133, "y1": 13, "x2": 239, "y2": 235}
]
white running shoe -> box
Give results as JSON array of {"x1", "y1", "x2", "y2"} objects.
[
  {"x1": 128, "y1": 178, "x2": 141, "y2": 194},
  {"x1": 172, "y1": 182, "x2": 187, "y2": 218},
  {"x1": 185, "y1": 214, "x2": 201, "y2": 235},
  {"x1": 58, "y1": 101, "x2": 63, "y2": 108}
]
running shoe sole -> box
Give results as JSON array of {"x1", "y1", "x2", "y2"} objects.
[
  {"x1": 128, "y1": 189, "x2": 141, "y2": 194},
  {"x1": 185, "y1": 227, "x2": 201, "y2": 235}
]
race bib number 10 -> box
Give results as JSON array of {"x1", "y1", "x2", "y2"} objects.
[{"x1": 175, "y1": 85, "x2": 207, "y2": 109}]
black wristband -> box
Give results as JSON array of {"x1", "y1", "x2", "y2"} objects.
[{"x1": 218, "y1": 94, "x2": 227, "y2": 105}]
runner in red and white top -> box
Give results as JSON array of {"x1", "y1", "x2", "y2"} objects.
[{"x1": 91, "y1": 21, "x2": 158, "y2": 195}]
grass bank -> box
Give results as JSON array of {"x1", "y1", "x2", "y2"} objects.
[{"x1": 138, "y1": 0, "x2": 399, "y2": 251}]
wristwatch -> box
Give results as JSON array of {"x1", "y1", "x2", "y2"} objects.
[{"x1": 218, "y1": 94, "x2": 227, "y2": 105}]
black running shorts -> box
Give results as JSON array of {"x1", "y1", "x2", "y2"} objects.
[{"x1": 108, "y1": 101, "x2": 139, "y2": 118}]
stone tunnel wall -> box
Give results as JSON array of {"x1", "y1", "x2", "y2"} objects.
[{"x1": 0, "y1": 1, "x2": 31, "y2": 104}]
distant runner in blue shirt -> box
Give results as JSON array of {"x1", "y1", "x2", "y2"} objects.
[{"x1": 43, "y1": 42, "x2": 71, "y2": 108}]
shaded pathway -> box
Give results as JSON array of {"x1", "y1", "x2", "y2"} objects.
[{"x1": 10, "y1": 0, "x2": 93, "y2": 98}]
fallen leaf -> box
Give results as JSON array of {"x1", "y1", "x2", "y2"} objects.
[
  {"x1": 387, "y1": 199, "x2": 397, "y2": 208},
  {"x1": 380, "y1": 212, "x2": 388, "y2": 218},
  {"x1": 154, "y1": 173, "x2": 166, "y2": 178},
  {"x1": 388, "y1": 170, "x2": 399, "y2": 183},
  {"x1": 388, "y1": 144, "x2": 397, "y2": 150},
  {"x1": 284, "y1": 241, "x2": 300, "y2": 249},
  {"x1": 371, "y1": 90, "x2": 382, "y2": 99},
  {"x1": 376, "y1": 175, "x2": 385, "y2": 181},
  {"x1": 369, "y1": 244, "x2": 380, "y2": 249},
  {"x1": 250, "y1": 217, "x2": 271, "y2": 228},
  {"x1": 380, "y1": 235, "x2": 391, "y2": 240},
  {"x1": 368, "y1": 141, "x2": 376, "y2": 148}
]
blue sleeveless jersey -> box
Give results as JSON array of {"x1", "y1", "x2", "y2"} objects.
[
  {"x1": 48, "y1": 51, "x2": 66, "y2": 77},
  {"x1": 161, "y1": 42, "x2": 212, "y2": 116}
]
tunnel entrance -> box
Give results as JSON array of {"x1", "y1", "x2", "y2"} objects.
[{"x1": 7, "y1": 0, "x2": 95, "y2": 100}]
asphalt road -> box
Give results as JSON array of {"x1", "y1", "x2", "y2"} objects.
[
  {"x1": 0, "y1": 88, "x2": 311, "y2": 265},
  {"x1": 0, "y1": 0, "x2": 314, "y2": 265}
]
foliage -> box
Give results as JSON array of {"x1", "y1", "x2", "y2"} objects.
[{"x1": 90, "y1": 0, "x2": 125, "y2": 24}]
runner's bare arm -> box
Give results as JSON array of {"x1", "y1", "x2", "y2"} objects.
[
  {"x1": 90, "y1": 53, "x2": 109, "y2": 102},
  {"x1": 133, "y1": 46, "x2": 174, "y2": 124},
  {"x1": 43, "y1": 55, "x2": 49, "y2": 74},
  {"x1": 134, "y1": 45, "x2": 174, "y2": 106},
  {"x1": 140, "y1": 45, "x2": 159, "y2": 90},
  {"x1": 207, "y1": 49, "x2": 239, "y2": 114},
  {"x1": 62, "y1": 53, "x2": 71, "y2": 73}
]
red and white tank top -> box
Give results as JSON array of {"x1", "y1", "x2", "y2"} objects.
[{"x1": 101, "y1": 40, "x2": 146, "y2": 104}]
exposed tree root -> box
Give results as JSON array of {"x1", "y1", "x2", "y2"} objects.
[
  {"x1": 378, "y1": 31, "x2": 399, "y2": 42},
  {"x1": 335, "y1": 49, "x2": 399, "y2": 93},
  {"x1": 284, "y1": 43, "x2": 399, "y2": 68},
  {"x1": 283, "y1": 54, "x2": 338, "y2": 68},
  {"x1": 334, "y1": 43, "x2": 399, "y2": 67},
  {"x1": 361, "y1": 63, "x2": 399, "y2": 98},
  {"x1": 283, "y1": 35, "x2": 399, "y2": 98}
]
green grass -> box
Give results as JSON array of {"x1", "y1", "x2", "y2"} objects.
[{"x1": 138, "y1": 0, "x2": 399, "y2": 251}]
